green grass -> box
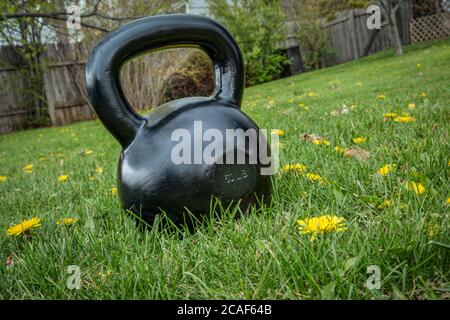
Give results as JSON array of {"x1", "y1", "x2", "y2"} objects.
[{"x1": 1, "y1": 39, "x2": 449, "y2": 299}]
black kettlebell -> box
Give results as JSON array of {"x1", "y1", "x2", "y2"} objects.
[{"x1": 85, "y1": 14, "x2": 272, "y2": 227}]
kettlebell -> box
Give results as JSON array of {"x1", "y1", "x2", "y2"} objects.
[{"x1": 85, "y1": 14, "x2": 272, "y2": 227}]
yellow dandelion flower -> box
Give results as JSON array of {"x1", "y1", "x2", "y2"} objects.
[
  {"x1": 351, "y1": 104, "x2": 358, "y2": 110},
  {"x1": 397, "y1": 203, "x2": 407, "y2": 210},
  {"x1": 313, "y1": 139, "x2": 330, "y2": 146},
  {"x1": 306, "y1": 172, "x2": 321, "y2": 181},
  {"x1": 416, "y1": 63, "x2": 422, "y2": 68},
  {"x1": 281, "y1": 163, "x2": 307, "y2": 174},
  {"x1": 404, "y1": 181, "x2": 426, "y2": 195},
  {"x1": 110, "y1": 187, "x2": 118, "y2": 196},
  {"x1": 88, "y1": 175, "x2": 95, "y2": 181},
  {"x1": 58, "y1": 175, "x2": 69, "y2": 182},
  {"x1": 95, "y1": 166, "x2": 104, "y2": 174},
  {"x1": 427, "y1": 225, "x2": 435, "y2": 238},
  {"x1": 272, "y1": 129, "x2": 285, "y2": 136},
  {"x1": 419, "y1": 92, "x2": 427, "y2": 98},
  {"x1": 377, "y1": 164, "x2": 395, "y2": 176},
  {"x1": 297, "y1": 215, "x2": 347, "y2": 240},
  {"x1": 446, "y1": 197, "x2": 450, "y2": 205},
  {"x1": 84, "y1": 149, "x2": 94, "y2": 156},
  {"x1": 352, "y1": 137, "x2": 366, "y2": 144},
  {"x1": 98, "y1": 269, "x2": 113, "y2": 279},
  {"x1": 56, "y1": 218, "x2": 79, "y2": 225},
  {"x1": 377, "y1": 199, "x2": 391, "y2": 209},
  {"x1": 383, "y1": 112, "x2": 397, "y2": 119},
  {"x1": 305, "y1": 172, "x2": 328, "y2": 184},
  {"x1": 298, "y1": 103, "x2": 309, "y2": 110},
  {"x1": 377, "y1": 95, "x2": 386, "y2": 100},
  {"x1": 0, "y1": 175, "x2": 7, "y2": 183},
  {"x1": 307, "y1": 92, "x2": 317, "y2": 98},
  {"x1": 335, "y1": 146, "x2": 345, "y2": 154},
  {"x1": 408, "y1": 103, "x2": 416, "y2": 110},
  {"x1": 393, "y1": 116, "x2": 416, "y2": 123},
  {"x1": 23, "y1": 164, "x2": 33, "y2": 173},
  {"x1": 6, "y1": 217, "x2": 41, "y2": 236}
]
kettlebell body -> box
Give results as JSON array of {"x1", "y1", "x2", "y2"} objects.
[{"x1": 86, "y1": 15, "x2": 272, "y2": 226}]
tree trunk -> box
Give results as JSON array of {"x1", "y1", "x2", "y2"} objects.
[
  {"x1": 281, "y1": 0, "x2": 305, "y2": 74},
  {"x1": 380, "y1": 0, "x2": 404, "y2": 55}
]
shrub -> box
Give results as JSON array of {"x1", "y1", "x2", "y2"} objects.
[
  {"x1": 295, "y1": 19, "x2": 332, "y2": 71},
  {"x1": 209, "y1": 0, "x2": 288, "y2": 86},
  {"x1": 121, "y1": 48, "x2": 213, "y2": 109},
  {"x1": 162, "y1": 50, "x2": 214, "y2": 101},
  {"x1": 286, "y1": 0, "x2": 333, "y2": 71}
]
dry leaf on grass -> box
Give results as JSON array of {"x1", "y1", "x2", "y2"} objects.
[
  {"x1": 331, "y1": 105, "x2": 349, "y2": 116},
  {"x1": 5, "y1": 255, "x2": 14, "y2": 267},
  {"x1": 301, "y1": 133, "x2": 324, "y2": 143},
  {"x1": 301, "y1": 133, "x2": 330, "y2": 146},
  {"x1": 343, "y1": 147, "x2": 370, "y2": 161}
]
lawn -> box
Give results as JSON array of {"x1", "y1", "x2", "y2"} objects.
[{"x1": 0, "y1": 39, "x2": 449, "y2": 299}]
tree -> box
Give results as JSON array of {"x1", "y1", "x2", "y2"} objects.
[
  {"x1": 308, "y1": 0, "x2": 370, "y2": 20},
  {"x1": 209, "y1": 0, "x2": 288, "y2": 86},
  {"x1": 378, "y1": 0, "x2": 405, "y2": 55},
  {"x1": 283, "y1": 0, "x2": 332, "y2": 70}
]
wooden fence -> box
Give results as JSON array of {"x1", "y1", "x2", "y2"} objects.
[
  {"x1": 42, "y1": 43, "x2": 95, "y2": 127},
  {"x1": 0, "y1": 48, "x2": 31, "y2": 133},
  {"x1": 322, "y1": 3, "x2": 412, "y2": 66},
  {"x1": 0, "y1": 42, "x2": 95, "y2": 133}
]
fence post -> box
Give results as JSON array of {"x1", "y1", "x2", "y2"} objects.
[
  {"x1": 350, "y1": 10, "x2": 360, "y2": 59},
  {"x1": 43, "y1": 70, "x2": 56, "y2": 126}
]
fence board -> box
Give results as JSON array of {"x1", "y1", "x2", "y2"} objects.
[
  {"x1": 42, "y1": 42, "x2": 95, "y2": 127},
  {"x1": 0, "y1": 46, "x2": 30, "y2": 133}
]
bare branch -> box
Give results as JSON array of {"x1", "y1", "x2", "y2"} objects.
[
  {"x1": 0, "y1": 13, "x2": 110, "y2": 32},
  {"x1": 91, "y1": 12, "x2": 147, "y2": 21},
  {"x1": 93, "y1": 0, "x2": 102, "y2": 14},
  {"x1": 378, "y1": 0, "x2": 389, "y2": 14},
  {"x1": 393, "y1": 0, "x2": 405, "y2": 13}
]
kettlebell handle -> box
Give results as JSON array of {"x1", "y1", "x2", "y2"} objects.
[{"x1": 85, "y1": 14, "x2": 245, "y2": 147}]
